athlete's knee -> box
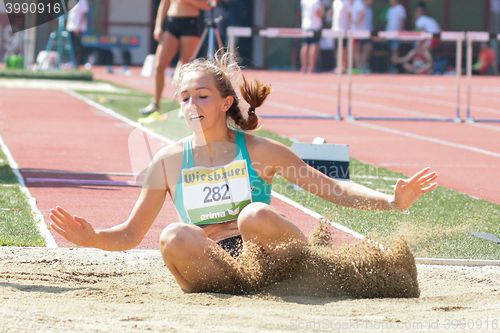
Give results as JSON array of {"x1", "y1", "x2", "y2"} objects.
[
  {"x1": 159, "y1": 223, "x2": 201, "y2": 256},
  {"x1": 237, "y1": 202, "x2": 277, "y2": 232}
]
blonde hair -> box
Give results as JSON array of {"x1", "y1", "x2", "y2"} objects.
[{"x1": 174, "y1": 50, "x2": 271, "y2": 131}]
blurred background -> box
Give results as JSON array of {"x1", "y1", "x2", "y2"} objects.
[{"x1": 0, "y1": 0, "x2": 499, "y2": 74}]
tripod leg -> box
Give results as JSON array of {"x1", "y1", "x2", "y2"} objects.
[
  {"x1": 214, "y1": 29, "x2": 224, "y2": 49},
  {"x1": 191, "y1": 28, "x2": 208, "y2": 61}
]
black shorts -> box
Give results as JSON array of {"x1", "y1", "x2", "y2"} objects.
[
  {"x1": 217, "y1": 235, "x2": 243, "y2": 258},
  {"x1": 163, "y1": 16, "x2": 201, "y2": 39},
  {"x1": 302, "y1": 29, "x2": 321, "y2": 45}
]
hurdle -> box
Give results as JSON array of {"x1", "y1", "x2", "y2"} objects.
[
  {"x1": 227, "y1": 26, "x2": 252, "y2": 56},
  {"x1": 227, "y1": 26, "x2": 498, "y2": 123},
  {"x1": 441, "y1": 31, "x2": 465, "y2": 124},
  {"x1": 346, "y1": 30, "x2": 462, "y2": 122},
  {"x1": 343, "y1": 30, "x2": 371, "y2": 121},
  {"x1": 226, "y1": 26, "x2": 344, "y2": 120},
  {"x1": 322, "y1": 29, "x2": 345, "y2": 121},
  {"x1": 464, "y1": 31, "x2": 500, "y2": 123}
]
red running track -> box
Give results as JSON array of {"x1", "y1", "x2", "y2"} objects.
[
  {"x1": 0, "y1": 87, "x2": 357, "y2": 248},
  {"x1": 93, "y1": 67, "x2": 500, "y2": 204}
]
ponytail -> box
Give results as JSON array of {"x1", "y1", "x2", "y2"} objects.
[{"x1": 227, "y1": 75, "x2": 271, "y2": 131}]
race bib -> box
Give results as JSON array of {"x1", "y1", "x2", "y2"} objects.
[{"x1": 182, "y1": 160, "x2": 252, "y2": 225}]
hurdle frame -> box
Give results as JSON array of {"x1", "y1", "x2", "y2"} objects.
[
  {"x1": 346, "y1": 30, "x2": 463, "y2": 122},
  {"x1": 464, "y1": 31, "x2": 500, "y2": 123},
  {"x1": 227, "y1": 26, "x2": 499, "y2": 124},
  {"x1": 227, "y1": 26, "x2": 345, "y2": 120},
  {"x1": 321, "y1": 29, "x2": 345, "y2": 121}
]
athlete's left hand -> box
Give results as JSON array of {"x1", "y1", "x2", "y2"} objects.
[{"x1": 393, "y1": 167, "x2": 438, "y2": 210}]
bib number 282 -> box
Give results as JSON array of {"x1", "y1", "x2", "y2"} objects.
[{"x1": 203, "y1": 184, "x2": 231, "y2": 203}]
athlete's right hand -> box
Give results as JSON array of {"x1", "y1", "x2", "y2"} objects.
[
  {"x1": 48, "y1": 206, "x2": 97, "y2": 247},
  {"x1": 154, "y1": 27, "x2": 163, "y2": 42}
]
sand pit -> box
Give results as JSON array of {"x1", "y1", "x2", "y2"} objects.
[{"x1": 1, "y1": 247, "x2": 498, "y2": 333}]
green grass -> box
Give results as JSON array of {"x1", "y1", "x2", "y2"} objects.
[
  {"x1": 0, "y1": 148, "x2": 45, "y2": 247},
  {"x1": 73, "y1": 90, "x2": 500, "y2": 259},
  {"x1": 0, "y1": 69, "x2": 93, "y2": 81}
]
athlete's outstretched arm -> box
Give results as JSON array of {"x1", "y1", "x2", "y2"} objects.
[
  {"x1": 49, "y1": 188, "x2": 167, "y2": 251},
  {"x1": 267, "y1": 141, "x2": 437, "y2": 211}
]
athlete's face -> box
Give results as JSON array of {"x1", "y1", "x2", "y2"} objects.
[{"x1": 179, "y1": 70, "x2": 233, "y2": 133}]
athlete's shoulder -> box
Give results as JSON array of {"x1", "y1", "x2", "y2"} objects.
[
  {"x1": 244, "y1": 131, "x2": 289, "y2": 148},
  {"x1": 242, "y1": 131, "x2": 292, "y2": 163},
  {"x1": 152, "y1": 135, "x2": 189, "y2": 162}
]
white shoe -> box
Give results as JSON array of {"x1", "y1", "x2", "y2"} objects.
[{"x1": 139, "y1": 102, "x2": 160, "y2": 116}]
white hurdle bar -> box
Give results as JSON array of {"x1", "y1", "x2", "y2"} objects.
[
  {"x1": 227, "y1": 27, "x2": 498, "y2": 123},
  {"x1": 347, "y1": 30, "x2": 462, "y2": 122},
  {"x1": 227, "y1": 26, "x2": 345, "y2": 120},
  {"x1": 378, "y1": 30, "x2": 433, "y2": 41},
  {"x1": 259, "y1": 28, "x2": 313, "y2": 38},
  {"x1": 465, "y1": 31, "x2": 498, "y2": 123},
  {"x1": 227, "y1": 26, "x2": 252, "y2": 56}
]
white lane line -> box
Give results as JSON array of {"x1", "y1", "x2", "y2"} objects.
[
  {"x1": 354, "y1": 88, "x2": 500, "y2": 117},
  {"x1": 274, "y1": 83, "x2": 500, "y2": 131},
  {"x1": 65, "y1": 90, "x2": 175, "y2": 146},
  {"x1": 24, "y1": 169, "x2": 136, "y2": 177},
  {"x1": 467, "y1": 122, "x2": 500, "y2": 132},
  {"x1": 353, "y1": 121, "x2": 500, "y2": 158},
  {"x1": 26, "y1": 178, "x2": 138, "y2": 187},
  {"x1": 415, "y1": 258, "x2": 500, "y2": 266},
  {"x1": 271, "y1": 87, "x2": 500, "y2": 158},
  {"x1": 379, "y1": 83, "x2": 500, "y2": 105},
  {"x1": 353, "y1": 175, "x2": 400, "y2": 181},
  {"x1": 380, "y1": 163, "x2": 498, "y2": 168},
  {"x1": 267, "y1": 101, "x2": 333, "y2": 117},
  {"x1": 273, "y1": 85, "x2": 450, "y2": 119},
  {"x1": 271, "y1": 191, "x2": 365, "y2": 240},
  {"x1": 0, "y1": 135, "x2": 58, "y2": 248}
]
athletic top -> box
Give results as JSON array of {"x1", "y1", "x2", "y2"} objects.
[
  {"x1": 415, "y1": 15, "x2": 440, "y2": 34},
  {"x1": 301, "y1": 0, "x2": 323, "y2": 31},
  {"x1": 386, "y1": 4, "x2": 406, "y2": 31},
  {"x1": 173, "y1": 131, "x2": 272, "y2": 225}
]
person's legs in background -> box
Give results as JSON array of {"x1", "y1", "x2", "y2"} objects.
[
  {"x1": 360, "y1": 39, "x2": 373, "y2": 73},
  {"x1": 305, "y1": 31, "x2": 321, "y2": 73},
  {"x1": 300, "y1": 41, "x2": 310, "y2": 73},
  {"x1": 140, "y1": 32, "x2": 179, "y2": 115},
  {"x1": 307, "y1": 42, "x2": 320, "y2": 73},
  {"x1": 389, "y1": 39, "x2": 400, "y2": 73},
  {"x1": 70, "y1": 31, "x2": 83, "y2": 67}
]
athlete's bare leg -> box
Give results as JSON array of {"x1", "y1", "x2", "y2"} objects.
[
  {"x1": 180, "y1": 36, "x2": 200, "y2": 64},
  {"x1": 307, "y1": 44, "x2": 320, "y2": 73},
  {"x1": 160, "y1": 203, "x2": 308, "y2": 292},
  {"x1": 237, "y1": 202, "x2": 308, "y2": 256},
  {"x1": 159, "y1": 223, "x2": 240, "y2": 292},
  {"x1": 154, "y1": 32, "x2": 179, "y2": 107},
  {"x1": 300, "y1": 44, "x2": 309, "y2": 72}
]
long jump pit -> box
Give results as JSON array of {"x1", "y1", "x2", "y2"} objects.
[{"x1": 1, "y1": 235, "x2": 498, "y2": 333}]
